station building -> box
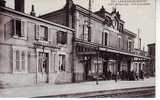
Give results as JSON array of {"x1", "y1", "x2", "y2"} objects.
[{"x1": 40, "y1": 0, "x2": 150, "y2": 82}]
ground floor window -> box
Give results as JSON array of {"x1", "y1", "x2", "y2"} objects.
[
  {"x1": 13, "y1": 47, "x2": 28, "y2": 73},
  {"x1": 108, "y1": 60, "x2": 117, "y2": 75},
  {"x1": 92, "y1": 60, "x2": 103, "y2": 74},
  {"x1": 59, "y1": 54, "x2": 66, "y2": 71}
]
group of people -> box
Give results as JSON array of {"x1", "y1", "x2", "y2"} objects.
[{"x1": 104, "y1": 70, "x2": 144, "y2": 82}]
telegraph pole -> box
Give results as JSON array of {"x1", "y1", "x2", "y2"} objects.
[{"x1": 88, "y1": 0, "x2": 93, "y2": 42}]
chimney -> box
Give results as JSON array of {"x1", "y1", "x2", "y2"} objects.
[
  {"x1": 65, "y1": 0, "x2": 73, "y2": 9},
  {"x1": 100, "y1": 6, "x2": 105, "y2": 12},
  {"x1": 30, "y1": 5, "x2": 36, "y2": 16},
  {"x1": 0, "y1": 0, "x2": 6, "y2": 7},
  {"x1": 111, "y1": 7, "x2": 116, "y2": 14},
  {"x1": 15, "y1": 0, "x2": 25, "y2": 13}
]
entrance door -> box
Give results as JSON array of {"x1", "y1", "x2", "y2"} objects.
[
  {"x1": 103, "y1": 61, "x2": 108, "y2": 79},
  {"x1": 38, "y1": 52, "x2": 49, "y2": 83}
]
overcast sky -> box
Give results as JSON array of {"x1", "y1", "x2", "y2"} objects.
[{"x1": 5, "y1": 0, "x2": 155, "y2": 50}]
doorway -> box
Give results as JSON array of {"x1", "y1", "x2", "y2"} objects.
[{"x1": 38, "y1": 52, "x2": 49, "y2": 83}]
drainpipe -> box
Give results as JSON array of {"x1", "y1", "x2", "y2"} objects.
[{"x1": 71, "y1": 31, "x2": 75, "y2": 83}]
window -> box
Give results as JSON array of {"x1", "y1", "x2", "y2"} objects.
[
  {"x1": 39, "y1": 25, "x2": 48, "y2": 41},
  {"x1": 5, "y1": 19, "x2": 25, "y2": 38},
  {"x1": 14, "y1": 49, "x2": 27, "y2": 72},
  {"x1": 57, "y1": 31, "x2": 67, "y2": 45},
  {"x1": 16, "y1": 50, "x2": 20, "y2": 71},
  {"x1": 104, "y1": 33, "x2": 108, "y2": 46},
  {"x1": 59, "y1": 54, "x2": 66, "y2": 71},
  {"x1": 21, "y1": 51, "x2": 25, "y2": 70},
  {"x1": 92, "y1": 61, "x2": 103, "y2": 73},
  {"x1": 128, "y1": 40, "x2": 132, "y2": 52},
  {"x1": 82, "y1": 20, "x2": 91, "y2": 42},
  {"x1": 15, "y1": 19, "x2": 25, "y2": 37},
  {"x1": 118, "y1": 36, "x2": 121, "y2": 48},
  {"x1": 118, "y1": 23, "x2": 123, "y2": 32}
]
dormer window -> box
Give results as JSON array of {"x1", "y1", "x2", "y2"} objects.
[
  {"x1": 119, "y1": 23, "x2": 123, "y2": 32},
  {"x1": 112, "y1": 20, "x2": 117, "y2": 29},
  {"x1": 104, "y1": 16, "x2": 112, "y2": 27}
]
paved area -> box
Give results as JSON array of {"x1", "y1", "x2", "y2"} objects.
[{"x1": 0, "y1": 77, "x2": 155, "y2": 97}]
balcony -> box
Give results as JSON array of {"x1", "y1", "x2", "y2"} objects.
[{"x1": 34, "y1": 41, "x2": 59, "y2": 49}]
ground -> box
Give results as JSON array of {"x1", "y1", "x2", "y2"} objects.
[{"x1": 0, "y1": 77, "x2": 155, "y2": 97}]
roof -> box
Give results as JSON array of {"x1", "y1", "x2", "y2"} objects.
[
  {"x1": 147, "y1": 43, "x2": 155, "y2": 46},
  {"x1": 0, "y1": 6, "x2": 75, "y2": 32},
  {"x1": 123, "y1": 29, "x2": 137, "y2": 38}
]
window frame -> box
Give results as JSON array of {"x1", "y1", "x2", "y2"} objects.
[
  {"x1": 13, "y1": 46, "x2": 28, "y2": 73},
  {"x1": 39, "y1": 25, "x2": 48, "y2": 41},
  {"x1": 128, "y1": 40, "x2": 132, "y2": 52},
  {"x1": 57, "y1": 31, "x2": 68, "y2": 45},
  {"x1": 58, "y1": 54, "x2": 66, "y2": 71}
]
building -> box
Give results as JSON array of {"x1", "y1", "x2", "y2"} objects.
[
  {"x1": 0, "y1": 0, "x2": 150, "y2": 88},
  {"x1": 40, "y1": 0, "x2": 150, "y2": 82},
  {"x1": 0, "y1": 0, "x2": 75, "y2": 87},
  {"x1": 147, "y1": 43, "x2": 155, "y2": 76}
]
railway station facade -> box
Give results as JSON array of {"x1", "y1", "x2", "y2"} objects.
[
  {"x1": 0, "y1": 0, "x2": 150, "y2": 87},
  {"x1": 40, "y1": 0, "x2": 149, "y2": 82}
]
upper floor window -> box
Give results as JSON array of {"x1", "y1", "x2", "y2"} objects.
[
  {"x1": 112, "y1": 20, "x2": 117, "y2": 29},
  {"x1": 14, "y1": 19, "x2": 25, "y2": 37},
  {"x1": 57, "y1": 31, "x2": 67, "y2": 45},
  {"x1": 39, "y1": 25, "x2": 48, "y2": 41},
  {"x1": 118, "y1": 36, "x2": 121, "y2": 48},
  {"x1": 104, "y1": 33, "x2": 108, "y2": 46},
  {"x1": 128, "y1": 40, "x2": 132, "y2": 52},
  {"x1": 83, "y1": 20, "x2": 91, "y2": 42},
  {"x1": 5, "y1": 19, "x2": 25, "y2": 38},
  {"x1": 59, "y1": 54, "x2": 66, "y2": 71},
  {"x1": 118, "y1": 23, "x2": 123, "y2": 32}
]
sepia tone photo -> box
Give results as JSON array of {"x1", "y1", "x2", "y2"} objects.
[{"x1": 0, "y1": 0, "x2": 155, "y2": 98}]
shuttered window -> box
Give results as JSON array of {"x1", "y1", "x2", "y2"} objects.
[
  {"x1": 5, "y1": 19, "x2": 26, "y2": 38},
  {"x1": 15, "y1": 19, "x2": 25, "y2": 37}
]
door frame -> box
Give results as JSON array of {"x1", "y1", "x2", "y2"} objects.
[{"x1": 36, "y1": 48, "x2": 51, "y2": 84}]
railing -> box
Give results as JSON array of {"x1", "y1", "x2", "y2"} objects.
[{"x1": 34, "y1": 41, "x2": 59, "y2": 49}]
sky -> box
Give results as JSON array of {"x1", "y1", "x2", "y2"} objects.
[{"x1": 5, "y1": 0, "x2": 156, "y2": 50}]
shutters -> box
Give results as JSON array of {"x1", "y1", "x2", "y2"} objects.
[
  {"x1": 21, "y1": 21, "x2": 25, "y2": 37},
  {"x1": 55, "y1": 54, "x2": 59, "y2": 72},
  {"x1": 5, "y1": 19, "x2": 14, "y2": 39},
  {"x1": 48, "y1": 28, "x2": 52, "y2": 42},
  {"x1": 51, "y1": 29, "x2": 57, "y2": 45}
]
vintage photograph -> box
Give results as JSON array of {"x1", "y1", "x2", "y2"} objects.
[{"x1": 0, "y1": 0, "x2": 155, "y2": 98}]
